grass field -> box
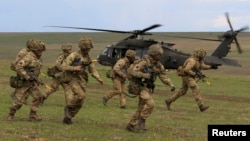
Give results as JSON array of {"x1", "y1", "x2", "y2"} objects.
[{"x1": 0, "y1": 32, "x2": 250, "y2": 141}]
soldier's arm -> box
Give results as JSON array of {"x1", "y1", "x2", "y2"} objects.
[
  {"x1": 113, "y1": 59, "x2": 126, "y2": 78},
  {"x1": 183, "y1": 59, "x2": 196, "y2": 76},
  {"x1": 61, "y1": 54, "x2": 77, "y2": 71},
  {"x1": 88, "y1": 63, "x2": 103, "y2": 83},
  {"x1": 158, "y1": 64, "x2": 175, "y2": 88},
  {"x1": 130, "y1": 61, "x2": 150, "y2": 79},
  {"x1": 54, "y1": 54, "x2": 64, "y2": 70},
  {"x1": 200, "y1": 61, "x2": 211, "y2": 70},
  {"x1": 15, "y1": 56, "x2": 31, "y2": 80}
]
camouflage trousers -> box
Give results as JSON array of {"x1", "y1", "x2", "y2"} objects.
[
  {"x1": 169, "y1": 76, "x2": 203, "y2": 106},
  {"x1": 105, "y1": 78, "x2": 126, "y2": 107},
  {"x1": 45, "y1": 77, "x2": 65, "y2": 97},
  {"x1": 63, "y1": 78, "x2": 86, "y2": 119},
  {"x1": 9, "y1": 82, "x2": 43, "y2": 115},
  {"x1": 128, "y1": 87, "x2": 155, "y2": 126}
]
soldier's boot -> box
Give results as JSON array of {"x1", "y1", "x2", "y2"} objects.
[
  {"x1": 120, "y1": 105, "x2": 126, "y2": 109},
  {"x1": 165, "y1": 99, "x2": 172, "y2": 110},
  {"x1": 103, "y1": 96, "x2": 108, "y2": 106},
  {"x1": 63, "y1": 107, "x2": 73, "y2": 124},
  {"x1": 29, "y1": 111, "x2": 42, "y2": 121},
  {"x1": 126, "y1": 124, "x2": 135, "y2": 132},
  {"x1": 63, "y1": 117, "x2": 73, "y2": 124},
  {"x1": 7, "y1": 108, "x2": 16, "y2": 121},
  {"x1": 138, "y1": 118, "x2": 147, "y2": 131},
  {"x1": 7, "y1": 114, "x2": 15, "y2": 121},
  {"x1": 199, "y1": 104, "x2": 209, "y2": 112}
]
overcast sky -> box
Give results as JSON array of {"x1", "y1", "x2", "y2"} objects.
[{"x1": 1, "y1": 0, "x2": 250, "y2": 32}]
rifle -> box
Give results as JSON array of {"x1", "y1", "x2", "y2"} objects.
[
  {"x1": 72, "y1": 58, "x2": 91, "y2": 67},
  {"x1": 143, "y1": 66, "x2": 156, "y2": 92},
  {"x1": 26, "y1": 67, "x2": 44, "y2": 85},
  {"x1": 195, "y1": 69, "x2": 211, "y2": 86}
]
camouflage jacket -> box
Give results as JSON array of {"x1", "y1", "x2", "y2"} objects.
[
  {"x1": 112, "y1": 57, "x2": 131, "y2": 81},
  {"x1": 61, "y1": 50, "x2": 102, "y2": 82},
  {"x1": 53, "y1": 54, "x2": 67, "y2": 71},
  {"x1": 183, "y1": 56, "x2": 211, "y2": 77},
  {"x1": 128, "y1": 55, "x2": 174, "y2": 88},
  {"x1": 15, "y1": 51, "x2": 43, "y2": 80},
  {"x1": 10, "y1": 48, "x2": 29, "y2": 71}
]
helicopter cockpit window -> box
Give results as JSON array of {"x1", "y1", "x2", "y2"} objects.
[{"x1": 101, "y1": 48, "x2": 108, "y2": 55}]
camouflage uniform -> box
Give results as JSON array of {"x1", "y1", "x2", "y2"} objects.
[
  {"x1": 126, "y1": 44, "x2": 175, "y2": 131},
  {"x1": 43, "y1": 42, "x2": 73, "y2": 101},
  {"x1": 10, "y1": 39, "x2": 34, "y2": 101},
  {"x1": 103, "y1": 49, "x2": 136, "y2": 109},
  {"x1": 165, "y1": 48, "x2": 217, "y2": 112},
  {"x1": 60, "y1": 37, "x2": 103, "y2": 124},
  {"x1": 8, "y1": 39, "x2": 46, "y2": 121}
]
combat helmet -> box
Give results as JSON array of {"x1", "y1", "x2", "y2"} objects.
[
  {"x1": 29, "y1": 39, "x2": 46, "y2": 51},
  {"x1": 26, "y1": 39, "x2": 34, "y2": 50},
  {"x1": 78, "y1": 37, "x2": 93, "y2": 49},
  {"x1": 148, "y1": 44, "x2": 163, "y2": 56},
  {"x1": 61, "y1": 42, "x2": 72, "y2": 51},
  {"x1": 193, "y1": 48, "x2": 206, "y2": 59},
  {"x1": 125, "y1": 49, "x2": 136, "y2": 58}
]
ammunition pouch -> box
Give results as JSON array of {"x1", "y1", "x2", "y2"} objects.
[
  {"x1": 128, "y1": 78, "x2": 142, "y2": 95},
  {"x1": 106, "y1": 69, "x2": 115, "y2": 79},
  {"x1": 9, "y1": 76, "x2": 23, "y2": 88},
  {"x1": 47, "y1": 67, "x2": 58, "y2": 77}
]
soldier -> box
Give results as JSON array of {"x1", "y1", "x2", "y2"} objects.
[
  {"x1": 126, "y1": 44, "x2": 175, "y2": 132},
  {"x1": 7, "y1": 39, "x2": 46, "y2": 121},
  {"x1": 103, "y1": 49, "x2": 136, "y2": 109},
  {"x1": 10, "y1": 39, "x2": 33, "y2": 103},
  {"x1": 60, "y1": 37, "x2": 103, "y2": 124},
  {"x1": 42, "y1": 42, "x2": 73, "y2": 103},
  {"x1": 165, "y1": 48, "x2": 218, "y2": 112}
]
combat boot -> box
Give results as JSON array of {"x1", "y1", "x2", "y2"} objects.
[
  {"x1": 138, "y1": 117, "x2": 147, "y2": 131},
  {"x1": 29, "y1": 111, "x2": 42, "y2": 121},
  {"x1": 165, "y1": 99, "x2": 172, "y2": 110},
  {"x1": 63, "y1": 117, "x2": 73, "y2": 124},
  {"x1": 7, "y1": 114, "x2": 14, "y2": 121},
  {"x1": 199, "y1": 104, "x2": 209, "y2": 112},
  {"x1": 120, "y1": 105, "x2": 126, "y2": 109},
  {"x1": 126, "y1": 124, "x2": 135, "y2": 132},
  {"x1": 103, "y1": 96, "x2": 108, "y2": 105}
]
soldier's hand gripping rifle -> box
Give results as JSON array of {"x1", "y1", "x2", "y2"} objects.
[
  {"x1": 26, "y1": 67, "x2": 44, "y2": 85},
  {"x1": 195, "y1": 69, "x2": 211, "y2": 86}
]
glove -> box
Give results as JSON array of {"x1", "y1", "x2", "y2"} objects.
[
  {"x1": 170, "y1": 86, "x2": 175, "y2": 92},
  {"x1": 210, "y1": 64, "x2": 218, "y2": 69}
]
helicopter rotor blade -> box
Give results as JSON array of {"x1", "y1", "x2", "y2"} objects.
[
  {"x1": 234, "y1": 37, "x2": 243, "y2": 54},
  {"x1": 139, "y1": 24, "x2": 162, "y2": 34},
  {"x1": 235, "y1": 25, "x2": 249, "y2": 33},
  {"x1": 44, "y1": 26, "x2": 133, "y2": 34},
  {"x1": 225, "y1": 12, "x2": 234, "y2": 32},
  {"x1": 164, "y1": 35, "x2": 222, "y2": 42}
]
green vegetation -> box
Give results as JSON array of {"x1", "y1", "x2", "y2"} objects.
[{"x1": 0, "y1": 32, "x2": 249, "y2": 141}]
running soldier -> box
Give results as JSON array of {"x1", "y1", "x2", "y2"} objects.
[
  {"x1": 126, "y1": 44, "x2": 175, "y2": 132},
  {"x1": 103, "y1": 49, "x2": 136, "y2": 109},
  {"x1": 8, "y1": 39, "x2": 46, "y2": 121},
  {"x1": 165, "y1": 48, "x2": 218, "y2": 112},
  {"x1": 42, "y1": 42, "x2": 73, "y2": 103},
  {"x1": 60, "y1": 37, "x2": 103, "y2": 124}
]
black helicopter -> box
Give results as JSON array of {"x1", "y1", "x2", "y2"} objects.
[{"x1": 46, "y1": 13, "x2": 249, "y2": 70}]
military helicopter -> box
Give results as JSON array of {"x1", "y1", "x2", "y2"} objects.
[{"x1": 46, "y1": 13, "x2": 249, "y2": 70}]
